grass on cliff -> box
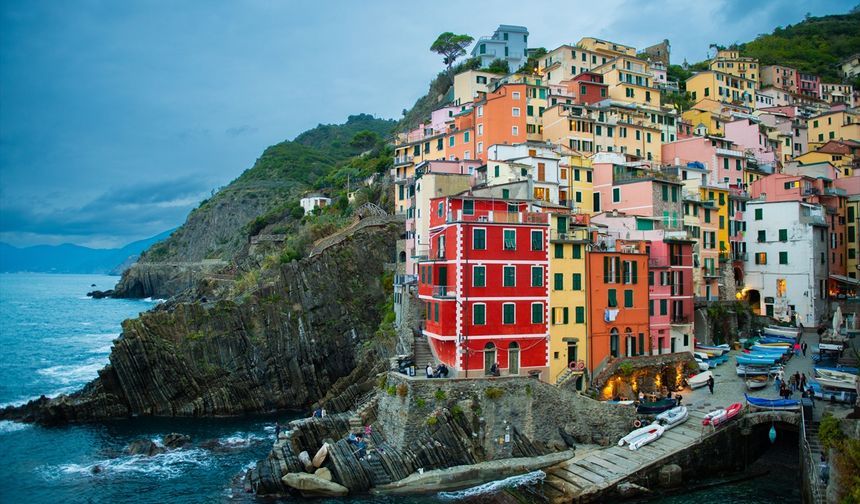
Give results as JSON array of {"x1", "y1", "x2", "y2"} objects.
[{"x1": 819, "y1": 412, "x2": 860, "y2": 503}]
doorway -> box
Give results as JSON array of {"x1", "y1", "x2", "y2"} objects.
[
  {"x1": 484, "y1": 342, "x2": 496, "y2": 375},
  {"x1": 508, "y1": 342, "x2": 520, "y2": 375}
]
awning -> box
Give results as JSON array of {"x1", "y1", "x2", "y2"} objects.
[{"x1": 830, "y1": 274, "x2": 860, "y2": 286}]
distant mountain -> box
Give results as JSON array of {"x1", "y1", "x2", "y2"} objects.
[{"x1": 0, "y1": 229, "x2": 175, "y2": 274}]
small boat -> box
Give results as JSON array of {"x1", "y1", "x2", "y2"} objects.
[
  {"x1": 736, "y1": 365, "x2": 781, "y2": 376},
  {"x1": 736, "y1": 355, "x2": 780, "y2": 366},
  {"x1": 756, "y1": 341, "x2": 792, "y2": 347},
  {"x1": 763, "y1": 326, "x2": 801, "y2": 339},
  {"x1": 636, "y1": 398, "x2": 678, "y2": 414},
  {"x1": 693, "y1": 351, "x2": 712, "y2": 361},
  {"x1": 694, "y1": 357, "x2": 709, "y2": 372},
  {"x1": 815, "y1": 365, "x2": 859, "y2": 375},
  {"x1": 656, "y1": 406, "x2": 688, "y2": 430},
  {"x1": 702, "y1": 408, "x2": 726, "y2": 426},
  {"x1": 745, "y1": 375, "x2": 769, "y2": 390},
  {"x1": 619, "y1": 423, "x2": 658, "y2": 446},
  {"x1": 629, "y1": 424, "x2": 664, "y2": 451},
  {"x1": 606, "y1": 400, "x2": 635, "y2": 405},
  {"x1": 813, "y1": 376, "x2": 857, "y2": 390},
  {"x1": 712, "y1": 402, "x2": 744, "y2": 427},
  {"x1": 744, "y1": 394, "x2": 800, "y2": 411},
  {"x1": 751, "y1": 344, "x2": 789, "y2": 354},
  {"x1": 695, "y1": 344, "x2": 729, "y2": 356},
  {"x1": 760, "y1": 336, "x2": 796, "y2": 344},
  {"x1": 808, "y1": 381, "x2": 858, "y2": 404},
  {"x1": 687, "y1": 371, "x2": 713, "y2": 389},
  {"x1": 814, "y1": 368, "x2": 858, "y2": 382}
]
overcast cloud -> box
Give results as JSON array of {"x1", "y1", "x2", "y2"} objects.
[{"x1": 0, "y1": 0, "x2": 854, "y2": 247}]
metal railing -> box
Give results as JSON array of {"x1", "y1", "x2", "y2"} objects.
[
  {"x1": 447, "y1": 210, "x2": 549, "y2": 224},
  {"x1": 431, "y1": 285, "x2": 455, "y2": 298},
  {"x1": 393, "y1": 155, "x2": 414, "y2": 166},
  {"x1": 550, "y1": 229, "x2": 590, "y2": 242},
  {"x1": 800, "y1": 404, "x2": 825, "y2": 504}
]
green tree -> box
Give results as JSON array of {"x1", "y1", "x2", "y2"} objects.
[
  {"x1": 349, "y1": 130, "x2": 380, "y2": 150},
  {"x1": 518, "y1": 47, "x2": 547, "y2": 74},
  {"x1": 431, "y1": 32, "x2": 474, "y2": 81},
  {"x1": 484, "y1": 58, "x2": 510, "y2": 74}
]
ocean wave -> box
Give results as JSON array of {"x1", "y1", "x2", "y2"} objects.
[
  {"x1": 37, "y1": 361, "x2": 104, "y2": 385},
  {"x1": 217, "y1": 432, "x2": 268, "y2": 447},
  {"x1": 142, "y1": 297, "x2": 166, "y2": 303},
  {"x1": 0, "y1": 420, "x2": 32, "y2": 434},
  {"x1": 51, "y1": 448, "x2": 212, "y2": 479},
  {"x1": 437, "y1": 470, "x2": 546, "y2": 499}
]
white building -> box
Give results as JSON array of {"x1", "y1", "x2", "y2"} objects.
[
  {"x1": 300, "y1": 194, "x2": 331, "y2": 215},
  {"x1": 471, "y1": 25, "x2": 529, "y2": 70},
  {"x1": 742, "y1": 200, "x2": 828, "y2": 325},
  {"x1": 486, "y1": 143, "x2": 564, "y2": 205}
]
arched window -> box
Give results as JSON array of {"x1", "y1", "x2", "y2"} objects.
[
  {"x1": 610, "y1": 328, "x2": 619, "y2": 358},
  {"x1": 625, "y1": 327, "x2": 635, "y2": 357},
  {"x1": 399, "y1": 251, "x2": 406, "y2": 263}
]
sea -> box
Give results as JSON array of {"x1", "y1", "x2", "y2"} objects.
[{"x1": 0, "y1": 273, "x2": 801, "y2": 503}]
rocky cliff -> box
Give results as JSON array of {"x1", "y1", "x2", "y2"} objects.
[{"x1": 1, "y1": 221, "x2": 401, "y2": 425}]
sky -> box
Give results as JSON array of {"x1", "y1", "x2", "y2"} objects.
[{"x1": 0, "y1": 0, "x2": 856, "y2": 248}]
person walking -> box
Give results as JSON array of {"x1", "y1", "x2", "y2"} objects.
[
  {"x1": 801, "y1": 342, "x2": 808, "y2": 357},
  {"x1": 789, "y1": 373, "x2": 797, "y2": 393},
  {"x1": 800, "y1": 372, "x2": 807, "y2": 390},
  {"x1": 774, "y1": 375, "x2": 782, "y2": 392},
  {"x1": 707, "y1": 375, "x2": 715, "y2": 394}
]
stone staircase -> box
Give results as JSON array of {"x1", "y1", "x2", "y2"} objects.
[
  {"x1": 803, "y1": 416, "x2": 827, "y2": 503},
  {"x1": 413, "y1": 329, "x2": 436, "y2": 370},
  {"x1": 555, "y1": 368, "x2": 574, "y2": 386},
  {"x1": 347, "y1": 393, "x2": 378, "y2": 434}
]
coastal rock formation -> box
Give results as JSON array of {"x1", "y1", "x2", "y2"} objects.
[{"x1": 1, "y1": 223, "x2": 401, "y2": 425}]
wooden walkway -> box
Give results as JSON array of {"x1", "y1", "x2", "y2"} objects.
[{"x1": 543, "y1": 408, "x2": 724, "y2": 502}]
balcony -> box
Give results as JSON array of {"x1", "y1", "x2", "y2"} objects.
[
  {"x1": 550, "y1": 229, "x2": 590, "y2": 243},
  {"x1": 800, "y1": 213, "x2": 827, "y2": 226},
  {"x1": 715, "y1": 147, "x2": 745, "y2": 158},
  {"x1": 703, "y1": 269, "x2": 720, "y2": 279},
  {"x1": 431, "y1": 285, "x2": 455, "y2": 298},
  {"x1": 413, "y1": 247, "x2": 429, "y2": 261},
  {"x1": 823, "y1": 187, "x2": 846, "y2": 196},
  {"x1": 802, "y1": 187, "x2": 820, "y2": 196},
  {"x1": 732, "y1": 251, "x2": 748, "y2": 262},
  {"x1": 729, "y1": 186, "x2": 750, "y2": 200},
  {"x1": 671, "y1": 315, "x2": 691, "y2": 324},
  {"x1": 394, "y1": 155, "x2": 414, "y2": 167},
  {"x1": 394, "y1": 176, "x2": 414, "y2": 185},
  {"x1": 394, "y1": 274, "x2": 418, "y2": 286},
  {"x1": 447, "y1": 210, "x2": 549, "y2": 225},
  {"x1": 612, "y1": 170, "x2": 679, "y2": 186},
  {"x1": 718, "y1": 252, "x2": 730, "y2": 263}
]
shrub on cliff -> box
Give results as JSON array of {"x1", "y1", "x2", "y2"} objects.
[{"x1": 484, "y1": 387, "x2": 504, "y2": 400}]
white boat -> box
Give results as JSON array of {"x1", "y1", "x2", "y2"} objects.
[
  {"x1": 687, "y1": 371, "x2": 713, "y2": 389},
  {"x1": 736, "y1": 365, "x2": 782, "y2": 376},
  {"x1": 815, "y1": 369, "x2": 858, "y2": 382},
  {"x1": 656, "y1": 406, "x2": 688, "y2": 430},
  {"x1": 763, "y1": 326, "x2": 801, "y2": 338},
  {"x1": 618, "y1": 423, "x2": 659, "y2": 447},
  {"x1": 745, "y1": 375, "x2": 769, "y2": 390},
  {"x1": 629, "y1": 424, "x2": 665, "y2": 451},
  {"x1": 702, "y1": 408, "x2": 726, "y2": 426},
  {"x1": 814, "y1": 376, "x2": 857, "y2": 390},
  {"x1": 694, "y1": 357, "x2": 709, "y2": 372}
]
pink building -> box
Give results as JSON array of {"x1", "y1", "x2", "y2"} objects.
[
  {"x1": 662, "y1": 136, "x2": 752, "y2": 188},
  {"x1": 797, "y1": 72, "x2": 821, "y2": 98},
  {"x1": 724, "y1": 118, "x2": 778, "y2": 170},
  {"x1": 592, "y1": 156, "x2": 684, "y2": 229}
]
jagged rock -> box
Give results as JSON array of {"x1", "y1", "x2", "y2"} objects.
[
  {"x1": 125, "y1": 439, "x2": 164, "y2": 456},
  {"x1": 658, "y1": 464, "x2": 683, "y2": 488},
  {"x1": 87, "y1": 289, "x2": 114, "y2": 299},
  {"x1": 617, "y1": 482, "x2": 650, "y2": 497},
  {"x1": 0, "y1": 223, "x2": 401, "y2": 425},
  {"x1": 281, "y1": 473, "x2": 348, "y2": 497},
  {"x1": 163, "y1": 433, "x2": 191, "y2": 449},
  {"x1": 314, "y1": 467, "x2": 332, "y2": 481},
  {"x1": 298, "y1": 451, "x2": 313, "y2": 473},
  {"x1": 313, "y1": 443, "x2": 328, "y2": 467}
]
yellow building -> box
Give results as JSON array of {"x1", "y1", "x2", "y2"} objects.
[
  {"x1": 392, "y1": 133, "x2": 448, "y2": 214},
  {"x1": 700, "y1": 185, "x2": 730, "y2": 258},
  {"x1": 709, "y1": 49, "x2": 760, "y2": 90},
  {"x1": 577, "y1": 37, "x2": 637, "y2": 59},
  {"x1": 541, "y1": 44, "x2": 606, "y2": 85},
  {"x1": 847, "y1": 196, "x2": 860, "y2": 280},
  {"x1": 686, "y1": 71, "x2": 755, "y2": 108},
  {"x1": 593, "y1": 56, "x2": 660, "y2": 107},
  {"x1": 563, "y1": 156, "x2": 594, "y2": 213},
  {"x1": 808, "y1": 110, "x2": 860, "y2": 150},
  {"x1": 794, "y1": 148, "x2": 857, "y2": 177},
  {"x1": 548, "y1": 213, "x2": 589, "y2": 388}
]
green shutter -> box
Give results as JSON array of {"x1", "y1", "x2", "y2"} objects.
[
  {"x1": 779, "y1": 251, "x2": 788, "y2": 264},
  {"x1": 532, "y1": 303, "x2": 543, "y2": 323},
  {"x1": 624, "y1": 289, "x2": 633, "y2": 308},
  {"x1": 532, "y1": 267, "x2": 543, "y2": 287},
  {"x1": 474, "y1": 267, "x2": 485, "y2": 287},
  {"x1": 603, "y1": 256, "x2": 610, "y2": 282},
  {"x1": 575, "y1": 306, "x2": 585, "y2": 323},
  {"x1": 554, "y1": 244, "x2": 564, "y2": 258},
  {"x1": 563, "y1": 307, "x2": 569, "y2": 324},
  {"x1": 434, "y1": 303, "x2": 439, "y2": 322},
  {"x1": 572, "y1": 273, "x2": 582, "y2": 290},
  {"x1": 554, "y1": 273, "x2": 564, "y2": 290},
  {"x1": 531, "y1": 230, "x2": 543, "y2": 250},
  {"x1": 649, "y1": 300, "x2": 654, "y2": 316},
  {"x1": 660, "y1": 299, "x2": 667, "y2": 315},
  {"x1": 474, "y1": 304, "x2": 485, "y2": 325},
  {"x1": 572, "y1": 244, "x2": 581, "y2": 259},
  {"x1": 504, "y1": 266, "x2": 515, "y2": 287},
  {"x1": 639, "y1": 333, "x2": 645, "y2": 355},
  {"x1": 755, "y1": 208, "x2": 762, "y2": 220},
  {"x1": 662, "y1": 185, "x2": 669, "y2": 201},
  {"x1": 631, "y1": 261, "x2": 638, "y2": 284},
  {"x1": 608, "y1": 289, "x2": 617, "y2": 307},
  {"x1": 779, "y1": 229, "x2": 787, "y2": 242}
]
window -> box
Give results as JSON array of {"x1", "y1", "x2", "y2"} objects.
[
  {"x1": 527, "y1": 105, "x2": 534, "y2": 116},
  {"x1": 662, "y1": 185, "x2": 669, "y2": 201},
  {"x1": 754, "y1": 208, "x2": 762, "y2": 220},
  {"x1": 512, "y1": 91, "x2": 521, "y2": 100},
  {"x1": 779, "y1": 229, "x2": 787, "y2": 242},
  {"x1": 503, "y1": 266, "x2": 516, "y2": 287},
  {"x1": 572, "y1": 244, "x2": 582, "y2": 259},
  {"x1": 477, "y1": 142, "x2": 483, "y2": 153},
  {"x1": 532, "y1": 303, "x2": 544, "y2": 324},
  {"x1": 512, "y1": 126, "x2": 519, "y2": 136},
  {"x1": 503, "y1": 229, "x2": 516, "y2": 250},
  {"x1": 437, "y1": 201, "x2": 444, "y2": 218},
  {"x1": 613, "y1": 187, "x2": 621, "y2": 202},
  {"x1": 660, "y1": 299, "x2": 668, "y2": 315},
  {"x1": 624, "y1": 289, "x2": 634, "y2": 308},
  {"x1": 434, "y1": 302, "x2": 439, "y2": 322},
  {"x1": 464, "y1": 131, "x2": 470, "y2": 143},
  {"x1": 512, "y1": 107, "x2": 521, "y2": 117},
  {"x1": 554, "y1": 273, "x2": 564, "y2": 290},
  {"x1": 572, "y1": 273, "x2": 582, "y2": 290},
  {"x1": 532, "y1": 266, "x2": 544, "y2": 287},
  {"x1": 554, "y1": 243, "x2": 564, "y2": 258},
  {"x1": 755, "y1": 252, "x2": 767, "y2": 265},
  {"x1": 649, "y1": 300, "x2": 654, "y2": 316},
  {"x1": 575, "y1": 306, "x2": 585, "y2": 323},
  {"x1": 608, "y1": 288, "x2": 617, "y2": 307},
  {"x1": 757, "y1": 230, "x2": 766, "y2": 242},
  {"x1": 531, "y1": 230, "x2": 543, "y2": 251},
  {"x1": 473, "y1": 304, "x2": 486, "y2": 325},
  {"x1": 503, "y1": 303, "x2": 515, "y2": 324},
  {"x1": 779, "y1": 251, "x2": 788, "y2": 264},
  {"x1": 610, "y1": 328, "x2": 619, "y2": 358},
  {"x1": 562, "y1": 307, "x2": 569, "y2": 324},
  {"x1": 449, "y1": 135, "x2": 455, "y2": 147},
  {"x1": 473, "y1": 266, "x2": 486, "y2": 287},
  {"x1": 463, "y1": 199, "x2": 474, "y2": 215}
]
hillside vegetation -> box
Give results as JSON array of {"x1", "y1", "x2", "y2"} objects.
[{"x1": 739, "y1": 9, "x2": 860, "y2": 85}]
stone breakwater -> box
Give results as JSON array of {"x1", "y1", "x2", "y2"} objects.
[
  {"x1": 1, "y1": 223, "x2": 402, "y2": 425},
  {"x1": 247, "y1": 373, "x2": 636, "y2": 498}
]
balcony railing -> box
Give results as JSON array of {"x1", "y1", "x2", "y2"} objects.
[
  {"x1": 550, "y1": 229, "x2": 590, "y2": 242},
  {"x1": 715, "y1": 147, "x2": 745, "y2": 158},
  {"x1": 824, "y1": 187, "x2": 846, "y2": 196},
  {"x1": 671, "y1": 315, "x2": 691, "y2": 324},
  {"x1": 447, "y1": 210, "x2": 549, "y2": 224},
  {"x1": 431, "y1": 285, "x2": 455, "y2": 298},
  {"x1": 732, "y1": 251, "x2": 748, "y2": 261},
  {"x1": 802, "y1": 187, "x2": 820, "y2": 196},
  {"x1": 413, "y1": 247, "x2": 429, "y2": 260},
  {"x1": 703, "y1": 269, "x2": 720, "y2": 278},
  {"x1": 394, "y1": 155, "x2": 414, "y2": 166},
  {"x1": 394, "y1": 274, "x2": 418, "y2": 286}
]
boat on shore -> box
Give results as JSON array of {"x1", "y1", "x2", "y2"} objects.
[
  {"x1": 736, "y1": 354, "x2": 780, "y2": 366},
  {"x1": 687, "y1": 371, "x2": 713, "y2": 389},
  {"x1": 736, "y1": 365, "x2": 782, "y2": 376},
  {"x1": 763, "y1": 326, "x2": 801, "y2": 339},
  {"x1": 619, "y1": 423, "x2": 657, "y2": 446},
  {"x1": 760, "y1": 336, "x2": 796, "y2": 344},
  {"x1": 813, "y1": 376, "x2": 856, "y2": 390},
  {"x1": 745, "y1": 375, "x2": 769, "y2": 390},
  {"x1": 814, "y1": 365, "x2": 859, "y2": 376},
  {"x1": 744, "y1": 394, "x2": 800, "y2": 411},
  {"x1": 808, "y1": 381, "x2": 858, "y2": 404},
  {"x1": 814, "y1": 368, "x2": 858, "y2": 381},
  {"x1": 695, "y1": 344, "x2": 729, "y2": 356},
  {"x1": 703, "y1": 402, "x2": 744, "y2": 427},
  {"x1": 629, "y1": 424, "x2": 664, "y2": 451},
  {"x1": 656, "y1": 406, "x2": 688, "y2": 430},
  {"x1": 751, "y1": 344, "x2": 789, "y2": 354},
  {"x1": 636, "y1": 398, "x2": 678, "y2": 414}
]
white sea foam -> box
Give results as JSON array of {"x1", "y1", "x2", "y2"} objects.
[
  {"x1": 0, "y1": 420, "x2": 31, "y2": 434},
  {"x1": 218, "y1": 432, "x2": 268, "y2": 447},
  {"x1": 142, "y1": 297, "x2": 166, "y2": 303},
  {"x1": 52, "y1": 448, "x2": 212, "y2": 479},
  {"x1": 37, "y1": 361, "x2": 104, "y2": 385},
  {"x1": 437, "y1": 470, "x2": 546, "y2": 499}
]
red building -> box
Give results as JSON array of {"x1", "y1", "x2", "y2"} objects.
[
  {"x1": 417, "y1": 195, "x2": 550, "y2": 378},
  {"x1": 566, "y1": 72, "x2": 608, "y2": 105}
]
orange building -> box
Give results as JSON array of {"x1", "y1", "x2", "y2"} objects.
[
  {"x1": 587, "y1": 237, "x2": 650, "y2": 376},
  {"x1": 447, "y1": 83, "x2": 530, "y2": 163}
]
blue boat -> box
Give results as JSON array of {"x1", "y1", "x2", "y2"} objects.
[
  {"x1": 759, "y1": 336, "x2": 796, "y2": 344},
  {"x1": 744, "y1": 394, "x2": 800, "y2": 411},
  {"x1": 808, "y1": 381, "x2": 858, "y2": 404},
  {"x1": 744, "y1": 352, "x2": 782, "y2": 361},
  {"x1": 737, "y1": 355, "x2": 780, "y2": 366},
  {"x1": 750, "y1": 345, "x2": 789, "y2": 354}
]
